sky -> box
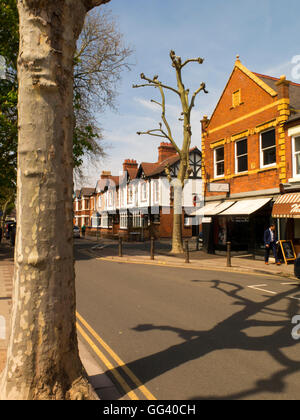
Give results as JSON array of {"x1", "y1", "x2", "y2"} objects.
[{"x1": 76, "y1": 0, "x2": 300, "y2": 188}]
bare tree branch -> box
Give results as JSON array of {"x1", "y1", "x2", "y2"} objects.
[
  {"x1": 137, "y1": 129, "x2": 170, "y2": 140},
  {"x1": 151, "y1": 99, "x2": 162, "y2": 107},
  {"x1": 133, "y1": 73, "x2": 181, "y2": 96},
  {"x1": 189, "y1": 82, "x2": 209, "y2": 113},
  {"x1": 181, "y1": 57, "x2": 204, "y2": 68}
]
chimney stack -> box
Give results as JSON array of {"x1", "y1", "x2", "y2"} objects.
[
  {"x1": 201, "y1": 115, "x2": 210, "y2": 132},
  {"x1": 158, "y1": 142, "x2": 177, "y2": 163},
  {"x1": 123, "y1": 159, "x2": 138, "y2": 172},
  {"x1": 275, "y1": 75, "x2": 290, "y2": 100},
  {"x1": 100, "y1": 170, "x2": 112, "y2": 179}
]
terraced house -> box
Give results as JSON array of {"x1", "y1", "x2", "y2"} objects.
[
  {"x1": 73, "y1": 142, "x2": 202, "y2": 240},
  {"x1": 201, "y1": 56, "x2": 300, "y2": 255}
]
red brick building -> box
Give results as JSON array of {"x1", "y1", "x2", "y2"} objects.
[
  {"x1": 201, "y1": 57, "x2": 300, "y2": 254},
  {"x1": 73, "y1": 142, "x2": 202, "y2": 241},
  {"x1": 73, "y1": 188, "x2": 95, "y2": 228}
]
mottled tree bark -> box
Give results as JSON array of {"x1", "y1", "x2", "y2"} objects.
[{"x1": 0, "y1": 0, "x2": 110, "y2": 400}]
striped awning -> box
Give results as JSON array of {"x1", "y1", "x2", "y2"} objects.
[
  {"x1": 191, "y1": 201, "x2": 235, "y2": 216},
  {"x1": 272, "y1": 193, "x2": 300, "y2": 218},
  {"x1": 219, "y1": 198, "x2": 271, "y2": 216}
]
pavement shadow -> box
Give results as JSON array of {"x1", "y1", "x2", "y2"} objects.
[
  {"x1": 0, "y1": 242, "x2": 14, "y2": 262},
  {"x1": 108, "y1": 279, "x2": 300, "y2": 400},
  {"x1": 74, "y1": 239, "x2": 173, "y2": 261}
]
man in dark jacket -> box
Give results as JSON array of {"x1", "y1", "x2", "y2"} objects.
[
  {"x1": 10, "y1": 224, "x2": 16, "y2": 247},
  {"x1": 264, "y1": 223, "x2": 281, "y2": 265}
]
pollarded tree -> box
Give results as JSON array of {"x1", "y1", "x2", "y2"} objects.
[
  {"x1": 0, "y1": 0, "x2": 110, "y2": 401},
  {"x1": 133, "y1": 51, "x2": 208, "y2": 254}
]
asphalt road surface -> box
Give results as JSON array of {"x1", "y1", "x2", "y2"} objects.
[{"x1": 75, "y1": 240, "x2": 300, "y2": 400}]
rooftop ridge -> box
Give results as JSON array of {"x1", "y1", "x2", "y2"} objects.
[{"x1": 254, "y1": 71, "x2": 300, "y2": 87}]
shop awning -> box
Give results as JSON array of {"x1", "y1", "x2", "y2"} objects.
[
  {"x1": 219, "y1": 198, "x2": 272, "y2": 216},
  {"x1": 191, "y1": 201, "x2": 235, "y2": 216},
  {"x1": 272, "y1": 193, "x2": 300, "y2": 218}
]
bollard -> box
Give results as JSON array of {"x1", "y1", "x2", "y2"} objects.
[
  {"x1": 227, "y1": 241, "x2": 231, "y2": 267},
  {"x1": 185, "y1": 240, "x2": 190, "y2": 264},
  {"x1": 119, "y1": 236, "x2": 123, "y2": 257},
  {"x1": 150, "y1": 237, "x2": 155, "y2": 260}
]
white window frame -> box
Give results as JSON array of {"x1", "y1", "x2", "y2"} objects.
[
  {"x1": 140, "y1": 182, "x2": 147, "y2": 202},
  {"x1": 260, "y1": 128, "x2": 276, "y2": 169},
  {"x1": 134, "y1": 184, "x2": 139, "y2": 206},
  {"x1": 120, "y1": 212, "x2": 128, "y2": 229},
  {"x1": 292, "y1": 135, "x2": 300, "y2": 178},
  {"x1": 153, "y1": 180, "x2": 159, "y2": 204},
  {"x1": 127, "y1": 185, "x2": 133, "y2": 204},
  {"x1": 235, "y1": 138, "x2": 248, "y2": 174},
  {"x1": 214, "y1": 146, "x2": 225, "y2": 178},
  {"x1": 108, "y1": 190, "x2": 114, "y2": 207},
  {"x1": 132, "y1": 211, "x2": 142, "y2": 228},
  {"x1": 119, "y1": 188, "x2": 124, "y2": 208},
  {"x1": 101, "y1": 213, "x2": 109, "y2": 228}
]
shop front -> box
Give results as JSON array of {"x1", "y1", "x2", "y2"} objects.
[
  {"x1": 200, "y1": 198, "x2": 274, "y2": 254},
  {"x1": 272, "y1": 193, "x2": 300, "y2": 256}
]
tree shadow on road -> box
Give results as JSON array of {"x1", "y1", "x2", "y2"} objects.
[{"x1": 108, "y1": 279, "x2": 300, "y2": 400}]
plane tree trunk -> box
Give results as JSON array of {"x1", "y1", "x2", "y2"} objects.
[{"x1": 0, "y1": 0, "x2": 110, "y2": 401}]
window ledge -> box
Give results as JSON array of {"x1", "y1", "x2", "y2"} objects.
[{"x1": 258, "y1": 165, "x2": 277, "y2": 172}]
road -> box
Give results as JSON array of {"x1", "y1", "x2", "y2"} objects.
[{"x1": 75, "y1": 240, "x2": 300, "y2": 400}]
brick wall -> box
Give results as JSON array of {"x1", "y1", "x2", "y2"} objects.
[{"x1": 202, "y1": 62, "x2": 290, "y2": 198}]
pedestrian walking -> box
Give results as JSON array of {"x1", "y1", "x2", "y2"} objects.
[
  {"x1": 10, "y1": 224, "x2": 16, "y2": 247},
  {"x1": 264, "y1": 223, "x2": 281, "y2": 265},
  {"x1": 81, "y1": 224, "x2": 86, "y2": 238}
]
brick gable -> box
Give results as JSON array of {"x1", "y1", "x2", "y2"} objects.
[
  {"x1": 207, "y1": 65, "x2": 278, "y2": 134},
  {"x1": 201, "y1": 59, "x2": 294, "y2": 198}
]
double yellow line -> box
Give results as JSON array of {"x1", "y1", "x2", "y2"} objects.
[{"x1": 76, "y1": 311, "x2": 156, "y2": 401}]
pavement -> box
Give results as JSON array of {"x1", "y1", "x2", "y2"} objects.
[
  {"x1": 0, "y1": 235, "x2": 299, "y2": 400},
  {"x1": 83, "y1": 235, "x2": 298, "y2": 280}
]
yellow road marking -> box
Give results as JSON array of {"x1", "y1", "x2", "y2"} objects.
[
  {"x1": 76, "y1": 311, "x2": 156, "y2": 401},
  {"x1": 76, "y1": 322, "x2": 139, "y2": 400}
]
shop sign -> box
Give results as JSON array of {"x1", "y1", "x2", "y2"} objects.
[
  {"x1": 208, "y1": 183, "x2": 230, "y2": 193},
  {"x1": 233, "y1": 216, "x2": 249, "y2": 223},
  {"x1": 291, "y1": 204, "x2": 300, "y2": 214}
]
